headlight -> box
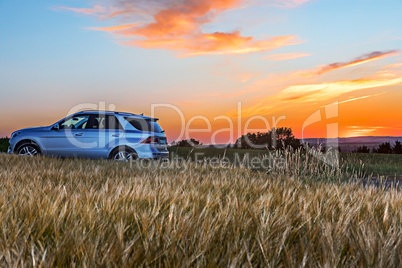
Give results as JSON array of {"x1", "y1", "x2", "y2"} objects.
[{"x1": 11, "y1": 131, "x2": 20, "y2": 139}]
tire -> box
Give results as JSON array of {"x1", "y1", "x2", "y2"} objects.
[
  {"x1": 16, "y1": 142, "x2": 41, "y2": 156},
  {"x1": 109, "y1": 147, "x2": 138, "y2": 161}
]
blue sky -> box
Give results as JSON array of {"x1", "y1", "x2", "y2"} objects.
[{"x1": 1, "y1": 0, "x2": 401, "y2": 140}]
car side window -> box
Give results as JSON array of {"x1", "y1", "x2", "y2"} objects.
[
  {"x1": 59, "y1": 115, "x2": 90, "y2": 129},
  {"x1": 86, "y1": 115, "x2": 123, "y2": 130},
  {"x1": 106, "y1": 115, "x2": 124, "y2": 130},
  {"x1": 86, "y1": 115, "x2": 104, "y2": 129}
]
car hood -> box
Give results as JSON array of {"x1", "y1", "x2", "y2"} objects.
[{"x1": 18, "y1": 126, "x2": 49, "y2": 132}]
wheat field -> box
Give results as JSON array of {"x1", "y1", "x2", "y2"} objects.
[{"x1": 0, "y1": 153, "x2": 401, "y2": 267}]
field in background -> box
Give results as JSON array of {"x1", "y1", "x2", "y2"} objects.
[
  {"x1": 2, "y1": 138, "x2": 401, "y2": 178},
  {"x1": 341, "y1": 152, "x2": 402, "y2": 178},
  {"x1": 169, "y1": 147, "x2": 402, "y2": 178},
  {"x1": 0, "y1": 152, "x2": 401, "y2": 266}
]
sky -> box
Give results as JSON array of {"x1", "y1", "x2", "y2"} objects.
[{"x1": 1, "y1": 0, "x2": 401, "y2": 143}]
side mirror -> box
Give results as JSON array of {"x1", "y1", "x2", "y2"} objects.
[{"x1": 51, "y1": 124, "x2": 59, "y2": 130}]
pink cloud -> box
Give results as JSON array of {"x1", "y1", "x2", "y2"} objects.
[
  {"x1": 56, "y1": 5, "x2": 106, "y2": 15},
  {"x1": 309, "y1": 50, "x2": 399, "y2": 76},
  {"x1": 262, "y1": 52, "x2": 311, "y2": 61}
]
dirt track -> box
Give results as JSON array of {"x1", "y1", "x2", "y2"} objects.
[{"x1": 360, "y1": 176, "x2": 402, "y2": 190}]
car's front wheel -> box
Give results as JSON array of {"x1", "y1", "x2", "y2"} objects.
[
  {"x1": 109, "y1": 147, "x2": 138, "y2": 161},
  {"x1": 17, "y1": 143, "x2": 41, "y2": 156}
]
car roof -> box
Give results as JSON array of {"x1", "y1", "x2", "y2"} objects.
[{"x1": 76, "y1": 110, "x2": 157, "y2": 120}]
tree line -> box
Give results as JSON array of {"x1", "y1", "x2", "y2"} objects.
[
  {"x1": 172, "y1": 127, "x2": 301, "y2": 150},
  {"x1": 172, "y1": 128, "x2": 402, "y2": 155},
  {"x1": 356, "y1": 141, "x2": 402, "y2": 154}
]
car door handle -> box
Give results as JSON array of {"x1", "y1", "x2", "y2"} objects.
[
  {"x1": 112, "y1": 134, "x2": 121, "y2": 137},
  {"x1": 74, "y1": 133, "x2": 83, "y2": 137}
]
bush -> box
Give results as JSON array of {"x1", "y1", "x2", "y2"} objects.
[
  {"x1": 393, "y1": 141, "x2": 402, "y2": 154},
  {"x1": 0, "y1": 138, "x2": 9, "y2": 153},
  {"x1": 356, "y1": 145, "x2": 370, "y2": 153},
  {"x1": 172, "y1": 138, "x2": 202, "y2": 147},
  {"x1": 373, "y1": 142, "x2": 393, "y2": 154}
]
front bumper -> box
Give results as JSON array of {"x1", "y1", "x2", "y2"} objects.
[{"x1": 7, "y1": 146, "x2": 12, "y2": 154}]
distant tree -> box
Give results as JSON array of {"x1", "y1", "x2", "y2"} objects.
[
  {"x1": 356, "y1": 145, "x2": 370, "y2": 153},
  {"x1": 393, "y1": 140, "x2": 402, "y2": 154},
  {"x1": 174, "y1": 138, "x2": 202, "y2": 147},
  {"x1": 235, "y1": 127, "x2": 301, "y2": 150},
  {"x1": 274, "y1": 127, "x2": 301, "y2": 150},
  {"x1": 375, "y1": 142, "x2": 393, "y2": 154}
]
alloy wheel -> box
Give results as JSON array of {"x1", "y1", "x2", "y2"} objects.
[
  {"x1": 114, "y1": 151, "x2": 133, "y2": 161},
  {"x1": 18, "y1": 145, "x2": 38, "y2": 156}
]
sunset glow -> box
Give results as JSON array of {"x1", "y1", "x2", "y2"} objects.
[
  {"x1": 262, "y1": 52, "x2": 312, "y2": 61},
  {"x1": 1, "y1": 0, "x2": 401, "y2": 143}
]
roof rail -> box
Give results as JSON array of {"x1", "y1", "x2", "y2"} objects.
[
  {"x1": 77, "y1": 110, "x2": 109, "y2": 113},
  {"x1": 77, "y1": 110, "x2": 145, "y2": 116}
]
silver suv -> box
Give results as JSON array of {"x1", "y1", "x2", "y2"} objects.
[{"x1": 8, "y1": 110, "x2": 169, "y2": 160}]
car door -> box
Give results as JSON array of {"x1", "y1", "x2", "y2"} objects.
[
  {"x1": 83, "y1": 114, "x2": 124, "y2": 159},
  {"x1": 44, "y1": 114, "x2": 90, "y2": 157}
]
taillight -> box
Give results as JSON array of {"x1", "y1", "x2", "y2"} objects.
[{"x1": 141, "y1": 137, "x2": 159, "y2": 144}]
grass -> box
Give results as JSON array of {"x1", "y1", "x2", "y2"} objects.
[
  {"x1": 342, "y1": 152, "x2": 402, "y2": 177},
  {"x1": 169, "y1": 147, "x2": 402, "y2": 179},
  {"x1": 0, "y1": 153, "x2": 401, "y2": 266},
  {"x1": 168, "y1": 146, "x2": 269, "y2": 161},
  {"x1": 2, "y1": 140, "x2": 401, "y2": 177}
]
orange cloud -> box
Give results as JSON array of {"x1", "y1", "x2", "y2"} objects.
[
  {"x1": 345, "y1": 128, "x2": 377, "y2": 137},
  {"x1": 238, "y1": 77, "x2": 402, "y2": 118},
  {"x1": 179, "y1": 34, "x2": 300, "y2": 57},
  {"x1": 59, "y1": 0, "x2": 302, "y2": 56},
  {"x1": 221, "y1": 50, "x2": 400, "y2": 99},
  {"x1": 262, "y1": 52, "x2": 311, "y2": 61},
  {"x1": 344, "y1": 126, "x2": 400, "y2": 137},
  {"x1": 278, "y1": 78, "x2": 402, "y2": 102},
  {"x1": 254, "y1": 50, "x2": 402, "y2": 83}
]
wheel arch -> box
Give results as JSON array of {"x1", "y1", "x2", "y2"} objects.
[
  {"x1": 108, "y1": 145, "x2": 137, "y2": 159},
  {"x1": 14, "y1": 139, "x2": 42, "y2": 154}
]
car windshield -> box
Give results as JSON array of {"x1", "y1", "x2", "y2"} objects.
[
  {"x1": 124, "y1": 117, "x2": 163, "y2": 133},
  {"x1": 60, "y1": 115, "x2": 90, "y2": 129}
]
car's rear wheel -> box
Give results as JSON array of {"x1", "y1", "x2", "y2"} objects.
[
  {"x1": 17, "y1": 143, "x2": 41, "y2": 156},
  {"x1": 110, "y1": 147, "x2": 138, "y2": 161}
]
